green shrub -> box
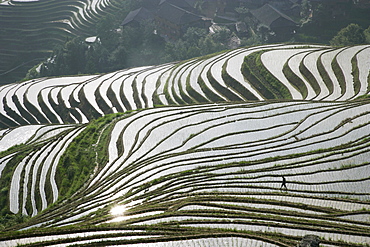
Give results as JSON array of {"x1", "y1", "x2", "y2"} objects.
[{"x1": 330, "y1": 24, "x2": 366, "y2": 47}]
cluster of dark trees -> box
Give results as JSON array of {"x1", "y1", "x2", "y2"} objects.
[
  {"x1": 297, "y1": 0, "x2": 370, "y2": 43},
  {"x1": 330, "y1": 23, "x2": 370, "y2": 46},
  {"x1": 27, "y1": 16, "x2": 232, "y2": 79}
]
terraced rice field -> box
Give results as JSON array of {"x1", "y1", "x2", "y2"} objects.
[
  {"x1": 0, "y1": 44, "x2": 369, "y2": 246},
  {"x1": 0, "y1": 44, "x2": 369, "y2": 129},
  {"x1": 0, "y1": 0, "x2": 120, "y2": 82}
]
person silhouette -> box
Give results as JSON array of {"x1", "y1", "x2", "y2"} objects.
[{"x1": 280, "y1": 176, "x2": 287, "y2": 191}]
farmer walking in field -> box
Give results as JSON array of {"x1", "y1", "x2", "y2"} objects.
[{"x1": 280, "y1": 176, "x2": 287, "y2": 191}]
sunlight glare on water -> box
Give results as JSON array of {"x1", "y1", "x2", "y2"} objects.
[{"x1": 110, "y1": 205, "x2": 126, "y2": 216}]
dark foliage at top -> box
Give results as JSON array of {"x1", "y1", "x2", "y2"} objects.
[{"x1": 1, "y1": 0, "x2": 370, "y2": 82}]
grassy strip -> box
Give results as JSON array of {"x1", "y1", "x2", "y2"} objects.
[
  {"x1": 164, "y1": 194, "x2": 344, "y2": 215},
  {"x1": 317, "y1": 52, "x2": 334, "y2": 95},
  {"x1": 116, "y1": 127, "x2": 125, "y2": 158},
  {"x1": 252, "y1": 51, "x2": 292, "y2": 99},
  {"x1": 163, "y1": 87, "x2": 176, "y2": 105},
  {"x1": 176, "y1": 194, "x2": 370, "y2": 217},
  {"x1": 221, "y1": 63, "x2": 258, "y2": 101},
  {"x1": 55, "y1": 113, "x2": 122, "y2": 200},
  {"x1": 178, "y1": 82, "x2": 195, "y2": 104},
  {"x1": 34, "y1": 147, "x2": 48, "y2": 214},
  {"x1": 3, "y1": 97, "x2": 32, "y2": 126},
  {"x1": 25, "y1": 158, "x2": 34, "y2": 216},
  {"x1": 241, "y1": 51, "x2": 290, "y2": 99},
  {"x1": 185, "y1": 61, "x2": 209, "y2": 103},
  {"x1": 331, "y1": 54, "x2": 346, "y2": 95},
  {"x1": 153, "y1": 67, "x2": 172, "y2": 106},
  {"x1": 241, "y1": 54, "x2": 275, "y2": 99},
  {"x1": 162, "y1": 76, "x2": 176, "y2": 105},
  {"x1": 119, "y1": 82, "x2": 133, "y2": 111},
  {"x1": 106, "y1": 84, "x2": 124, "y2": 113},
  {"x1": 161, "y1": 65, "x2": 183, "y2": 105},
  {"x1": 206, "y1": 70, "x2": 243, "y2": 102},
  {"x1": 67, "y1": 91, "x2": 84, "y2": 122},
  {"x1": 0, "y1": 225, "x2": 294, "y2": 247},
  {"x1": 77, "y1": 86, "x2": 103, "y2": 121},
  {"x1": 299, "y1": 55, "x2": 321, "y2": 95},
  {"x1": 197, "y1": 76, "x2": 224, "y2": 102},
  {"x1": 37, "y1": 94, "x2": 59, "y2": 123},
  {"x1": 141, "y1": 78, "x2": 150, "y2": 108},
  {"x1": 282, "y1": 60, "x2": 308, "y2": 99},
  {"x1": 351, "y1": 53, "x2": 361, "y2": 96},
  {"x1": 51, "y1": 91, "x2": 72, "y2": 123},
  {"x1": 23, "y1": 94, "x2": 50, "y2": 124},
  {"x1": 155, "y1": 209, "x2": 369, "y2": 233},
  {"x1": 174, "y1": 62, "x2": 195, "y2": 104},
  {"x1": 0, "y1": 112, "x2": 17, "y2": 128},
  {"x1": 10, "y1": 227, "x2": 293, "y2": 247},
  {"x1": 171, "y1": 80, "x2": 187, "y2": 105},
  {"x1": 132, "y1": 77, "x2": 143, "y2": 109},
  {"x1": 12, "y1": 94, "x2": 39, "y2": 124},
  {"x1": 96, "y1": 84, "x2": 114, "y2": 115},
  {"x1": 79, "y1": 232, "x2": 291, "y2": 247},
  {"x1": 0, "y1": 152, "x2": 32, "y2": 216},
  {"x1": 2, "y1": 222, "x2": 366, "y2": 247},
  {"x1": 152, "y1": 77, "x2": 163, "y2": 106}
]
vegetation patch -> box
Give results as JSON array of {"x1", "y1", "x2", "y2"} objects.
[
  {"x1": 55, "y1": 113, "x2": 123, "y2": 200},
  {"x1": 241, "y1": 51, "x2": 291, "y2": 100},
  {"x1": 331, "y1": 54, "x2": 347, "y2": 95},
  {"x1": 351, "y1": 52, "x2": 361, "y2": 95},
  {"x1": 282, "y1": 60, "x2": 308, "y2": 99},
  {"x1": 317, "y1": 52, "x2": 335, "y2": 95},
  {"x1": 299, "y1": 55, "x2": 321, "y2": 95},
  {"x1": 221, "y1": 62, "x2": 258, "y2": 101}
]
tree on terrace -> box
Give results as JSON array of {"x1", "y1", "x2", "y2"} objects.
[
  {"x1": 364, "y1": 26, "x2": 370, "y2": 43},
  {"x1": 330, "y1": 23, "x2": 366, "y2": 46}
]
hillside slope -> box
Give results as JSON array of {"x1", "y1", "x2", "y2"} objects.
[
  {"x1": 0, "y1": 0, "x2": 121, "y2": 83},
  {"x1": 0, "y1": 44, "x2": 369, "y2": 246},
  {"x1": 0, "y1": 44, "x2": 369, "y2": 129}
]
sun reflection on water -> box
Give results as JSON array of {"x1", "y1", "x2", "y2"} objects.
[{"x1": 110, "y1": 205, "x2": 126, "y2": 216}]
